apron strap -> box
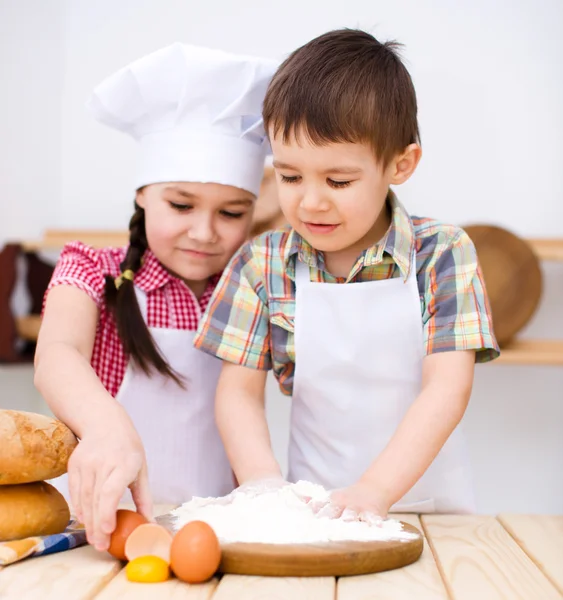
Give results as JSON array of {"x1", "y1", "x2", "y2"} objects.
[
  {"x1": 294, "y1": 259, "x2": 310, "y2": 288},
  {"x1": 407, "y1": 247, "x2": 417, "y2": 284},
  {"x1": 133, "y1": 286, "x2": 149, "y2": 322}
]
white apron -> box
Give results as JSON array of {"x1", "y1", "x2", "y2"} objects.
[
  {"x1": 287, "y1": 254, "x2": 475, "y2": 513},
  {"x1": 52, "y1": 287, "x2": 234, "y2": 507}
]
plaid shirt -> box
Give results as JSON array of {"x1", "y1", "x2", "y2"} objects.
[
  {"x1": 195, "y1": 192, "x2": 499, "y2": 396},
  {"x1": 45, "y1": 242, "x2": 218, "y2": 397}
]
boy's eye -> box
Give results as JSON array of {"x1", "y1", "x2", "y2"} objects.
[
  {"x1": 328, "y1": 179, "x2": 351, "y2": 188},
  {"x1": 220, "y1": 210, "x2": 245, "y2": 219},
  {"x1": 280, "y1": 174, "x2": 300, "y2": 184},
  {"x1": 169, "y1": 201, "x2": 192, "y2": 212}
]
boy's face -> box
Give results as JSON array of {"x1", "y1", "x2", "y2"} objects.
[{"x1": 270, "y1": 131, "x2": 419, "y2": 262}]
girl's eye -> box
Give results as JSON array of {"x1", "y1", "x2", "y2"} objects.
[
  {"x1": 220, "y1": 211, "x2": 245, "y2": 219},
  {"x1": 280, "y1": 174, "x2": 300, "y2": 184},
  {"x1": 169, "y1": 201, "x2": 192, "y2": 212},
  {"x1": 328, "y1": 179, "x2": 351, "y2": 188}
]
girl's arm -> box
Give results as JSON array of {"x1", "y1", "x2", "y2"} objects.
[{"x1": 34, "y1": 286, "x2": 152, "y2": 550}]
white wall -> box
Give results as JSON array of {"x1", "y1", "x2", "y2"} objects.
[
  {"x1": 0, "y1": 0, "x2": 65, "y2": 245},
  {"x1": 1, "y1": 0, "x2": 562, "y2": 514}
]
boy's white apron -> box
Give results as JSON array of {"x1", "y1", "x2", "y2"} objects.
[{"x1": 288, "y1": 253, "x2": 475, "y2": 513}]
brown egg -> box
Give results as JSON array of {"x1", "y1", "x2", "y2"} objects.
[
  {"x1": 170, "y1": 520, "x2": 221, "y2": 583},
  {"x1": 107, "y1": 509, "x2": 148, "y2": 560}
]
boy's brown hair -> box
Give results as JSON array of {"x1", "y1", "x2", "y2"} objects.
[{"x1": 263, "y1": 29, "x2": 420, "y2": 168}]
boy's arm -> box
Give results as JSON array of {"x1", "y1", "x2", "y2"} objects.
[
  {"x1": 215, "y1": 362, "x2": 282, "y2": 482},
  {"x1": 327, "y1": 350, "x2": 474, "y2": 517}
]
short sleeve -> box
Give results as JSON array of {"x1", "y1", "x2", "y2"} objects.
[
  {"x1": 194, "y1": 240, "x2": 272, "y2": 370},
  {"x1": 421, "y1": 230, "x2": 500, "y2": 363},
  {"x1": 44, "y1": 242, "x2": 121, "y2": 310}
]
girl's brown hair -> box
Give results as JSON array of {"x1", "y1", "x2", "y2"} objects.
[
  {"x1": 263, "y1": 29, "x2": 420, "y2": 168},
  {"x1": 104, "y1": 201, "x2": 183, "y2": 386}
]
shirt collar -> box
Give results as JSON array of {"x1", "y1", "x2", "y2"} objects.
[
  {"x1": 133, "y1": 249, "x2": 173, "y2": 292},
  {"x1": 365, "y1": 190, "x2": 415, "y2": 281},
  {"x1": 285, "y1": 190, "x2": 415, "y2": 281}
]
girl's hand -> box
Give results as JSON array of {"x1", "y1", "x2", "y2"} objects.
[
  {"x1": 68, "y1": 419, "x2": 152, "y2": 551},
  {"x1": 312, "y1": 480, "x2": 390, "y2": 523}
]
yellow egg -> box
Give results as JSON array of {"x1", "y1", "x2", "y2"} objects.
[{"x1": 125, "y1": 555, "x2": 170, "y2": 583}]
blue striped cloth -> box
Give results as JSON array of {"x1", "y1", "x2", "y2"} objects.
[{"x1": 0, "y1": 520, "x2": 87, "y2": 567}]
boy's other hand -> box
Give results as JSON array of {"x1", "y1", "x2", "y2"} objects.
[{"x1": 311, "y1": 480, "x2": 389, "y2": 523}]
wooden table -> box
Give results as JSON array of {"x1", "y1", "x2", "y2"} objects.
[{"x1": 0, "y1": 509, "x2": 561, "y2": 599}]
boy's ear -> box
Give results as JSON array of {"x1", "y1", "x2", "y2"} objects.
[{"x1": 389, "y1": 144, "x2": 422, "y2": 185}]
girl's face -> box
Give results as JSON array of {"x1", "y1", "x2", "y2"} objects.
[{"x1": 136, "y1": 182, "x2": 255, "y2": 286}]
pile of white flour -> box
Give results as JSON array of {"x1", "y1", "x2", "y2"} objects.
[{"x1": 170, "y1": 481, "x2": 418, "y2": 544}]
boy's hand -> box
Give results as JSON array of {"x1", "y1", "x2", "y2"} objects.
[
  {"x1": 68, "y1": 420, "x2": 152, "y2": 551},
  {"x1": 311, "y1": 480, "x2": 390, "y2": 523}
]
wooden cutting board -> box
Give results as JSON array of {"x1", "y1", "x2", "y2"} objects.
[
  {"x1": 462, "y1": 224, "x2": 543, "y2": 346},
  {"x1": 156, "y1": 514, "x2": 423, "y2": 577}
]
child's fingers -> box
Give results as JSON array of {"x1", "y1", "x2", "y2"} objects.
[
  {"x1": 316, "y1": 502, "x2": 344, "y2": 520},
  {"x1": 340, "y1": 507, "x2": 360, "y2": 522},
  {"x1": 92, "y1": 465, "x2": 119, "y2": 547},
  {"x1": 79, "y1": 467, "x2": 96, "y2": 545},
  {"x1": 308, "y1": 499, "x2": 329, "y2": 514},
  {"x1": 95, "y1": 468, "x2": 129, "y2": 549},
  {"x1": 358, "y1": 510, "x2": 384, "y2": 526},
  {"x1": 130, "y1": 465, "x2": 153, "y2": 523}
]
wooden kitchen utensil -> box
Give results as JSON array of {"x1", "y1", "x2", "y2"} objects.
[
  {"x1": 462, "y1": 224, "x2": 543, "y2": 347},
  {"x1": 156, "y1": 513, "x2": 423, "y2": 577}
]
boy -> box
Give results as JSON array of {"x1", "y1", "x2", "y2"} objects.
[{"x1": 194, "y1": 29, "x2": 499, "y2": 517}]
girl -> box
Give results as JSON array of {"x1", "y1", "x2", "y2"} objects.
[{"x1": 34, "y1": 42, "x2": 277, "y2": 551}]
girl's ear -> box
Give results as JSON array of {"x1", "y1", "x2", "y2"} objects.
[{"x1": 135, "y1": 186, "x2": 147, "y2": 209}]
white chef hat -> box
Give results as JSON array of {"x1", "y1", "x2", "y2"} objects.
[{"x1": 87, "y1": 43, "x2": 279, "y2": 196}]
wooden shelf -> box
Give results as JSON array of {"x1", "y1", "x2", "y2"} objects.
[
  {"x1": 494, "y1": 339, "x2": 563, "y2": 366},
  {"x1": 493, "y1": 239, "x2": 563, "y2": 366},
  {"x1": 22, "y1": 229, "x2": 128, "y2": 252},
  {"x1": 528, "y1": 238, "x2": 563, "y2": 262},
  {"x1": 20, "y1": 233, "x2": 563, "y2": 258}
]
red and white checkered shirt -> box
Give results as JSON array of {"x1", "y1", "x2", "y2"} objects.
[{"x1": 45, "y1": 242, "x2": 219, "y2": 397}]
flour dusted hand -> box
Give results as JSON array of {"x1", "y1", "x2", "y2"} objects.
[
  {"x1": 68, "y1": 418, "x2": 152, "y2": 551},
  {"x1": 312, "y1": 481, "x2": 389, "y2": 522}
]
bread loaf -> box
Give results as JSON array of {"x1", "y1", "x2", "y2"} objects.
[
  {"x1": 0, "y1": 482, "x2": 70, "y2": 541},
  {"x1": 0, "y1": 410, "x2": 78, "y2": 485}
]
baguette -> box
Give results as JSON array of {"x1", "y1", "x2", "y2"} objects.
[
  {"x1": 0, "y1": 482, "x2": 70, "y2": 541},
  {"x1": 0, "y1": 410, "x2": 78, "y2": 485}
]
